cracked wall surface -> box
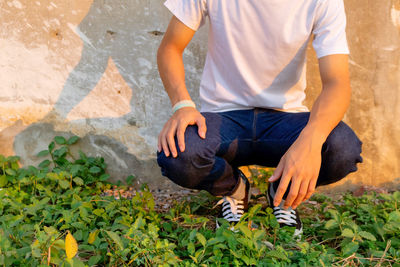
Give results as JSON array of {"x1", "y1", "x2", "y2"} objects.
[{"x1": 0, "y1": 0, "x2": 399, "y2": 190}]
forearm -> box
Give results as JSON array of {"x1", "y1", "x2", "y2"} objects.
[
  {"x1": 157, "y1": 46, "x2": 192, "y2": 106},
  {"x1": 271, "y1": 81, "x2": 351, "y2": 208},
  {"x1": 157, "y1": 47, "x2": 206, "y2": 156},
  {"x1": 300, "y1": 81, "x2": 351, "y2": 146}
]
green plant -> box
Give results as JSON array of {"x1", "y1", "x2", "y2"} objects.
[{"x1": 0, "y1": 136, "x2": 398, "y2": 266}]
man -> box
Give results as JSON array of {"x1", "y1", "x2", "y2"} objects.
[{"x1": 156, "y1": 0, "x2": 363, "y2": 236}]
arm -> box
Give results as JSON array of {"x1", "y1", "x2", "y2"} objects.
[
  {"x1": 157, "y1": 16, "x2": 207, "y2": 157},
  {"x1": 269, "y1": 54, "x2": 351, "y2": 209}
]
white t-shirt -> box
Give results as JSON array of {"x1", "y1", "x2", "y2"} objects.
[{"x1": 164, "y1": 0, "x2": 350, "y2": 112}]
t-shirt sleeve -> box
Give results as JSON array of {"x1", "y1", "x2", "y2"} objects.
[
  {"x1": 164, "y1": 0, "x2": 208, "y2": 31},
  {"x1": 312, "y1": 0, "x2": 350, "y2": 58}
]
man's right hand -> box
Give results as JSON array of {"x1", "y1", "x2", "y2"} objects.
[{"x1": 157, "y1": 107, "x2": 207, "y2": 158}]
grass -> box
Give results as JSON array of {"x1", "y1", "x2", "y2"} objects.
[{"x1": 0, "y1": 136, "x2": 399, "y2": 266}]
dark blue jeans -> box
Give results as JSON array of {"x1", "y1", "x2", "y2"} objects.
[{"x1": 157, "y1": 108, "x2": 363, "y2": 196}]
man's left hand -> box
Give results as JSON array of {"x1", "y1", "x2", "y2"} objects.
[{"x1": 268, "y1": 132, "x2": 323, "y2": 210}]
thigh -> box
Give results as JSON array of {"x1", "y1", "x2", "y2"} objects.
[
  {"x1": 202, "y1": 110, "x2": 255, "y2": 165},
  {"x1": 251, "y1": 109, "x2": 310, "y2": 166},
  {"x1": 180, "y1": 110, "x2": 254, "y2": 162}
]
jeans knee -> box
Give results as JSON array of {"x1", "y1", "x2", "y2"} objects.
[
  {"x1": 157, "y1": 144, "x2": 216, "y2": 189},
  {"x1": 319, "y1": 122, "x2": 363, "y2": 185}
]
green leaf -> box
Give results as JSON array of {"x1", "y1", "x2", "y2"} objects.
[
  {"x1": 5, "y1": 169, "x2": 16, "y2": 176},
  {"x1": 52, "y1": 240, "x2": 65, "y2": 250},
  {"x1": 358, "y1": 231, "x2": 376, "y2": 241},
  {"x1": 253, "y1": 229, "x2": 265, "y2": 240},
  {"x1": 105, "y1": 230, "x2": 124, "y2": 250},
  {"x1": 342, "y1": 241, "x2": 359, "y2": 256},
  {"x1": 48, "y1": 141, "x2": 55, "y2": 152},
  {"x1": 126, "y1": 175, "x2": 135, "y2": 185},
  {"x1": 99, "y1": 173, "x2": 110, "y2": 181},
  {"x1": 0, "y1": 175, "x2": 8, "y2": 187},
  {"x1": 327, "y1": 209, "x2": 340, "y2": 221},
  {"x1": 47, "y1": 172, "x2": 59, "y2": 180},
  {"x1": 78, "y1": 150, "x2": 87, "y2": 160},
  {"x1": 187, "y1": 242, "x2": 195, "y2": 255},
  {"x1": 93, "y1": 209, "x2": 105, "y2": 216},
  {"x1": 88, "y1": 230, "x2": 99, "y2": 244},
  {"x1": 67, "y1": 136, "x2": 79, "y2": 145},
  {"x1": 207, "y1": 236, "x2": 225, "y2": 246},
  {"x1": 71, "y1": 258, "x2": 85, "y2": 267},
  {"x1": 162, "y1": 222, "x2": 172, "y2": 232},
  {"x1": 373, "y1": 223, "x2": 385, "y2": 240},
  {"x1": 54, "y1": 136, "x2": 67, "y2": 145},
  {"x1": 88, "y1": 255, "x2": 102, "y2": 266},
  {"x1": 342, "y1": 228, "x2": 355, "y2": 238},
  {"x1": 11, "y1": 161, "x2": 19, "y2": 170},
  {"x1": 73, "y1": 177, "x2": 84, "y2": 186},
  {"x1": 265, "y1": 250, "x2": 288, "y2": 260},
  {"x1": 239, "y1": 224, "x2": 252, "y2": 238},
  {"x1": 70, "y1": 165, "x2": 82, "y2": 176},
  {"x1": 53, "y1": 147, "x2": 68, "y2": 158},
  {"x1": 79, "y1": 207, "x2": 89, "y2": 219},
  {"x1": 71, "y1": 222, "x2": 85, "y2": 229},
  {"x1": 196, "y1": 232, "x2": 206, "y2": 247},
  {"x1": 370, "y1": 250, "x2": 385, "y2": 258},
  {"x1": 242, "y1": 255, "x2": 250, "y2": 265},
  {"x1": 388, "y1": 211, "x2": 400, "y2": 222},
  {"x1": 37, "y1": 150, "x2": 49, "y2": 157},
  {"x1": 325, "y1": 219, "x2": 338, "y2": 229},
  {"x1": 39, "y1": 160, "x2": 51, "y2": 169},
  {"x1": 89, "y1": 166, "x2": 101, "y2": 174},
  {"x1": 59, "y1": 180, "x2": 70, "y2": 189}
]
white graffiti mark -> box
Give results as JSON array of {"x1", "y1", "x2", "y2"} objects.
[
  {"x1": 7, "y1": 0, "x2": 23, "y2": 9},
  {"x1": 391, "y1": 5, "x2": 400, "y2": 28}
]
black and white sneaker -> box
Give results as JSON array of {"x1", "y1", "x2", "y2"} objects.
[
  {"x1": 267, "y1": 182, "x2": 303, "y2": 237},
  {"x1": 215, "y1": 170, "x2": 251, "y2": 228}
]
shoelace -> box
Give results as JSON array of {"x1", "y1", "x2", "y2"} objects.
[
  {"x1": 273, "y1": 206, "x2": 297, "y2": 226},
  {"x1": 214, "y1": 196, "x2": 244, "y2": 221}
]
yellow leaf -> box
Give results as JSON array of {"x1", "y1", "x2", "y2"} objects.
[
  {"x1": 65, "y1": 231, "x2": 78, "y2": 259},
  {"x1": 88, "y1": 229, "x2": 99, "y2": 244}
]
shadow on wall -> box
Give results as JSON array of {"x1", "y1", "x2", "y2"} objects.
[
  {"x1": 10, "y1": 0, "x2": 187, "y2": 187},
  {"x1": 13, "y1": 123, "x2": 157, "y2": 186},
  {"x1": 51, "y1": 0, "x2": 170, "y2": 132}
]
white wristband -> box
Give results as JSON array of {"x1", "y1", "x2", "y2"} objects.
[{"x1": 172, "y1": 100, "x2": 196, "y2": 113}]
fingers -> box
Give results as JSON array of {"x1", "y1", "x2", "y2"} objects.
[
  {"x1": 269, "y1": 160, "x2": 284, "y2": 182},
  {"x1": 291, "y1": 178, "x2": 310, "y2": 209},
  {"x1": 283, "y1": 176, "x2": 302, "y2": 209},
  {"x1": 196, "y1": 116, "x2": 207, "y2": 139},
  {"x1": 160, "y1": 132, "x2": 170, "y2": 157},
  {"x1": 177, "y1": 122, "x2": 187, "y2": 152},
  {"x1": 159, "y1": 120, "x2": 178, "y2": 157},
  {"x1": 273, "y1": 167, "x2": 292, "y2": 207},
  {"x1": 304, "y1": 175, "x2": 317, "y2": 201},
  {"x1": 158, "y1": 110, "x2": 207, "y2": 158},
  {"x1": 166, "y1": 121, "x2": 179, "y2": 157},
  {"x1": 157, "y1": 132, "x2": 162, "y2": 152},
  {"x1": 158, "y1": 111, "x2": 206, "y2": 157}
]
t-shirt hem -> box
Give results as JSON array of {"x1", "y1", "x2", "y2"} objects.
[
  {"x1": 200, "y1": 106, "x2": 254, "y2": 113},
  {"x1": 316, "y1": 49, "x2": 350, "y2": 59},
  {"x1": 200, "y1": 106, "x2": 309, "y2": 113}
]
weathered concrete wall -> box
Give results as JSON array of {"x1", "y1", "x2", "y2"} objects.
[
  {"x1": 304, "y1": 0, "x2": 400, "y2": 191},
  {"x1": 0, "y1": 0, "x2": 399, "y2": 190}
]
